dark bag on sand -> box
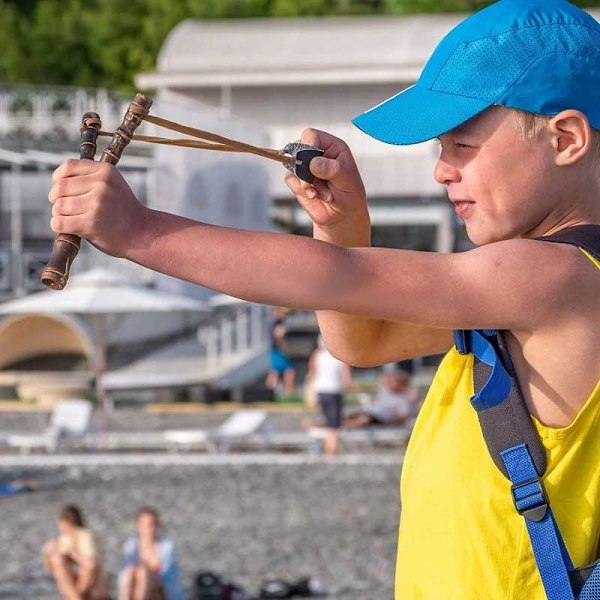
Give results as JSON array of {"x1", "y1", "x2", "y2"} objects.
[
  {"x1": 194, "y1": 571, "x2": 256, "y2": 600},
  {"x1": 195, "y1": 572, "x2": 224, "y2": 600},
  {"x1": 259, "y1": 577, "x2": 326, "y2": 598}
]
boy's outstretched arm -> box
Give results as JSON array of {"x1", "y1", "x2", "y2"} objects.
[
  {"x1": 285, "y1": 129, "x2": 453, "y2": 364},
  {"x1": 50, "y1": 160, "x2": 584, "y2": 367}
]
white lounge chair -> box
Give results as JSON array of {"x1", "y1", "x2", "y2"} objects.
[
  {"x1": 164, "y1": 409, "x2": 272, "y2": 452},
  {"x1": 2, "y1": 399, "x2": 93, "y2": 454}
]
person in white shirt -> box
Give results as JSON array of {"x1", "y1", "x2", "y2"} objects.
[{"x1": 307, "y1": 337, "x2": 352, "y2": 455}]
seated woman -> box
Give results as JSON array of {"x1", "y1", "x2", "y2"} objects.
[
  {"x1": 118, "y1": 507, "x2": 184, "y2": 600},
  {"x1": 43, "y1": 504, "x2": 111, "y2": 600},
  {"x1": 343, "y1": 370, "x2": 419, "y2": 428}
]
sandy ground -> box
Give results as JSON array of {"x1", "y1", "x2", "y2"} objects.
[{"x1": 0, "y1": 455, "x2": 402, "y2": 599}]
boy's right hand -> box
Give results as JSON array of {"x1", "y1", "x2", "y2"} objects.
[
  {"x1": 49, "y1": 159, "x2": 152, "y2": 260},
  {"x1": 285, "y1": 129, "x2": 370, "y2": 246}
]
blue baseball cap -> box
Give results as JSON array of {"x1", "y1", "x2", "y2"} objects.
[{"x1": 352, "y1": 0, "x2": 600, "y2": 145}]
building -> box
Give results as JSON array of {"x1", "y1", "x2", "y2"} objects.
[
  {"x1": 5, "y1": 10, "x2": 600, "y2": 401},
  {"x1": 136, "y1": 14, "x2": 473, "y2": 254},
  {"x1": 0, "y1": 85, "x2": 152, "y2": 299},
  {"x1": 0, "y1": 85, "x2": 273, "y2": 402}
]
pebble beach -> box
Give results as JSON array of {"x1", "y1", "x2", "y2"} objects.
[{"x1": 0, "y1": 409, "x2": 404, "y2": 599}]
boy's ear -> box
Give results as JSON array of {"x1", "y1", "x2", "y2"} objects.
[{"x1": 548, "y1": 110, "x2": 592, "y2": 166}]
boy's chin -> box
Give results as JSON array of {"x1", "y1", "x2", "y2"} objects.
[{"x1": 465, "y1": 225, "x2": 509, "y2": 246}]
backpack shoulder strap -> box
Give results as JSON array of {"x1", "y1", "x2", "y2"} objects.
[
  {"x1": 454, "y1": 224, "x2": 600, "y2": 598},
  {"x1": 536, "y1": 224, "x2": 600, "y2": 259},
  {"x1": 471, "y1": 224, "x2": 600, "y2": 474},
  {"x1": 455, "y1": 329, "x2": 547, "y2": 479},
  {"x1": 456, "y1": 329, "x2": 578, "y2": 599}
]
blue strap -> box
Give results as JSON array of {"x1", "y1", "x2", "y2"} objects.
[
  {"x1": 578, "y1": 563, "x2": 600, "y2": 599},
  {"x1": 468, "y1": 330, "x2": 513, "y2": 411},
  {"x1": 459, "y1": 329, "x2": 597, "y2": 599},
  {"x1": 454, "y1": 329, "x2": 499, "y2": 355},
  {"x1": 501, "y1": 444, "x2": 575, "y2": 600}
]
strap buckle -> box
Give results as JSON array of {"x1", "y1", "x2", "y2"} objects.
[{"x1": 511, "y1": 476, "x2": 549, "y2": 522}]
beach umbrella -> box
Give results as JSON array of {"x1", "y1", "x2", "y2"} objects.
[{"x1": 0, "y1": 268, "x2": 208, "y2": 432}]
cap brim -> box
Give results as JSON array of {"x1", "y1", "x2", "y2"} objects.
[{"x1": 352, "y1": 85, "x2": 492, "y2": 145}]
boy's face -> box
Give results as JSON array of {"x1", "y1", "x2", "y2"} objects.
[
  {"x1": 58, "y1": 518, "x2": 70, "y2": 534},
  {"x1": 434, "y1": 107, "x2": 557, "y2": 245},
  {"x1": 137, "y1": 512, "x2": 159, "y2": 539}
]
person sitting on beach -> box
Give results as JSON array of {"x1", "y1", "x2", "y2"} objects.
[
  {"x1": 343, "y1": 370, "x2": 418, "y2": 429},
  {"x1": 118, "y1": 507, "x2": 184, "y2": 600},
  {"x1": 43, "y1": 504, "x2": 111, "y2": 600}
]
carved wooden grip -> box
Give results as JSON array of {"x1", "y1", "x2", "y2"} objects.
[
  {"x1": 98, "y1": 93, "x2": 153, "y2": 167},
  {"x1": 41, "y1": 93, "x2": 153, "y2": 290},
  {"x1": 41, "y1": 112, "x2": 102, "y2": 290}
]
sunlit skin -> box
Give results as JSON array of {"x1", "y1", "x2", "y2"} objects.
[
  {"x1": 136, "y1": 513, "x2": 161, "y2": 572},
  {"x1": 58, "y1": 517, "x2": 74, "y2": 536},
  {"x1": 118, "y1": 512, "x2": 163, "y2": 600},
  {"x1": 48, "y1": 107, "x2": 600, "y2": 426},
  {"x1": 43, "y1": 516, "x2": 105, "y2": 600},
  {"x1": 434, "y1": 106, "x2": 599, "y2": 245},
  {"x1": 137, "y1": 513, "x2": 158, "y2": 540}
]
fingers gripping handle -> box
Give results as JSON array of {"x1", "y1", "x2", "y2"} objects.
[
  {"x1": 41, "y1": 112, "x2": 102, "y2": 290},
  {"x1": 40, "y1": 93, "x2": 153, "y2": 290}
]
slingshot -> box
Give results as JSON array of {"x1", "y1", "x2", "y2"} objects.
[{"x1": 41, "y1": 92, "x2": 324, "y2": 291}]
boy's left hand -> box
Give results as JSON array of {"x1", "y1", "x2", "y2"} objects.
[
  {"x1": 49, "y1": 159, "x2": 152, "y2": 259},
  {"x1": 284, "y1": 128, "x2": 368, "y2": 230}
]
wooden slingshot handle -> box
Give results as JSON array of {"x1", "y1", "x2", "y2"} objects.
[
  {"x1": 41, "y1": 112, "x2": 102, "y2": 290},
  {"x1": 41, "y1": 93, "x2": 153, "y2": 290}
]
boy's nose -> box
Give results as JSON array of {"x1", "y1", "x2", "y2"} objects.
[{"x1": 434, "y1": 158, "x2": 461, "y2": 186}]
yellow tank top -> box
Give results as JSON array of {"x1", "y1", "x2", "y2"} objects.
[{"x1": 395, "y1": 250, "x2": 600, "y2": 599}]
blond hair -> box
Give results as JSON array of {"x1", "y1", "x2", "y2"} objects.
[{"x1": 511, "y1": 108, "x2": 600, "y2": 166}]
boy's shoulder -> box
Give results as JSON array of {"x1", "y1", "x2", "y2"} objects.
[
  {"x1": 458, "y1": 235, "x2": 591, "y2": 281},
  {"x1": 444, "y1": 231, "x2": 599, "y2": 333}
]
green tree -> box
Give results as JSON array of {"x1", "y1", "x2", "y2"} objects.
[
  {"x1": 23, "y1": 0, "x2": 96, "y2": 87},
  {"x1": 0, "y1": 4, "x2": 28, "y2": 83},
  {"x1": 0, "y1": 0, "x2": 598, "y2": 90}
]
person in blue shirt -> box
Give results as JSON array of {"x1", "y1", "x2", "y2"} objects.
[{"x1": 118, "y1": 507, "x2": 185, "y2": 600}]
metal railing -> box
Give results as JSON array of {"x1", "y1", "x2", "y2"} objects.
[
  {"x1": 0, "y1": 85, "x2": 146, "y2": 141},
  {"x1": 197, "y1": 303, "x2": 270, "y2": 375}
]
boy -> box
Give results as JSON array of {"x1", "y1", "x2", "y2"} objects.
[
  {"x1": 49, "y1": 0, "x2": 600, "y2": 597},
  {"x1": 118, "y1": 507, "x2": 185, "y2": 600}
]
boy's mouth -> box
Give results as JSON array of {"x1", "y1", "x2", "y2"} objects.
[{"x1": 450, "y1": 199, "x2": 475, "y2": 218}]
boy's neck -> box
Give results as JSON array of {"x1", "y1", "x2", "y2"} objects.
[
  {"x1": 523, "y1": 185, "x2": 600, "y2": 239},
  {"x1": 526, "y1": 217, "x2": 599, "y2": 239}
]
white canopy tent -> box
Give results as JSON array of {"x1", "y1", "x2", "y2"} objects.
[{"x1": 0, "y1": 268, "x2": 208, "y2": 431}]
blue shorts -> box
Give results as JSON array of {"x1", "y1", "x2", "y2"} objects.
[{"x1": 270, "y1": 349, "x2": 293, "y2": 374}]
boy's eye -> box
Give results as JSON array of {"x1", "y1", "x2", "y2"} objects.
[{"x1": 434, "y1": 137, "x2": 473, "y2": 150}]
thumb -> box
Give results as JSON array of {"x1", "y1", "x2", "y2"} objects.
[{"x1": 309, "y1": 156, "x2": 340, "y2": 181}]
